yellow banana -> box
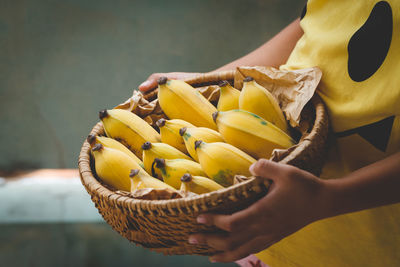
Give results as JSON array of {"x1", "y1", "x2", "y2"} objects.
[
  {"x1": 194, "y1": 140, "x2": 256, "y2": 187},
  {"x1": 129, "y1": 169, "x2": 175, "y2": 191},
  {"x1": 180, "y1": 173, "x2": 224, "y2": 194},
  {"x1": 157, "y1": 77, "x2": 218, "y2": 130},
  {"x1": 141, "y1": 141, "x2": 192, "y2": 179},
  {"x1": 156, "y1": 118, "x2": 194, "y2": 154},
  {"x1": 239, "y1": 76, "x2": 288, "y2": 133},
  {"x1": 87, "y1": 134, "x2": 144, "y2": 169},
  {"x1": 91, "y1": 144, "x2": 147, "y2": 192},
  {"x1": 213, "y1": 110, "x2": 295, "y2": 159},
  {"x1": 153, "y1": 158, "x2": 207, "y2": 189},
  {"x1": 99, "y1": 109, "x2": 160, "y2": 159},
  {"x1": 217, "y1": 80, "x2": 240, "y2": 111},
  {"x1": 179, "y1": 126, "x2": 224, "y2": 162}
]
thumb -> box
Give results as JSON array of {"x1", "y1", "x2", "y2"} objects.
[
  {"x1": 249, "y1": 159, "x2": 290, "y2": 181},
  {"x1": 138, "y1": 79, "x2": 158, "y2": 92},
  {"x1": 138, "y1": 72, "x2": 190, "y2": 92}
]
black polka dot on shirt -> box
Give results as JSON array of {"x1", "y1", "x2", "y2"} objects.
[
  {"x1": 336, "y1": 116, "x2": 395, "y2": 152},
  {"x1": 300, "y1": 1, "x2": 307, "y2": 20},
  {"x1": 347, "y1": 1, "x2": 393, "y2": 82}
]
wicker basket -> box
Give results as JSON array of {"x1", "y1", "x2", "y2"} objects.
[{"x1": 78, "y1": 70, "x2": 329, "y2": 256}]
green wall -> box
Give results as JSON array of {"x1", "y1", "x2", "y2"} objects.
[{"x1": 0, "y1": 0, "x2": 304, "y2": 170}]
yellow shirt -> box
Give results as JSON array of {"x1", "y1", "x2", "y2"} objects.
[{"x1": 256, "y1": 0, "x2": 400, "y2": 266}]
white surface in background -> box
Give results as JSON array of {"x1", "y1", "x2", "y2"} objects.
[{"x1": 0, "y1": 176, "x2": 102, "y2": 223}]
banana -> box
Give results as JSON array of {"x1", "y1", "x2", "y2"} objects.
[
  {"x1": 99, "y1": 109, "x2": 160, "y2": 159},
  {"x1": 129, "y1": 169, "x2": 175, "y2": 191},
  {"x1": 217, "y1": 80, "x2": 240, "y2": 111},
  {"x1": 239, "y1": 76, "x2": 288, "y2": 133},
  {"x1": 153, "y1": 158, "x2": 207, "y2": 189},
  {"x1": 180, "y1": 173, "x2": 224, "y2": 194},
  {"x1": 194, "y1": 140, "x2": 256, "y2": 187},
  {"x1": 91, "y1": 144, "x2": 148, "y2": 192},
  {"x1": 87, "y1": 134, "x2": 144, "y2": 169},
  {"x1": 156, "y1": 118, "x2": 194, "y2": 154},
  {"x1": 157, "y1": 77, "x2": 218, "y2": 130},
  {"x1": 141, "y1": 141, "x2": 192, "y2": 179},
  {"x1": 213, "y1": 110, "x2": 295, "y2": 159},
  {"x1": 179, "y1": 126, "x2": 224, "y2": 162}
]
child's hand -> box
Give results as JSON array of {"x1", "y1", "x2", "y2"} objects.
[
  {"x1": 138, "y1": 72, "x2": 202, "y2": 92},
  {"x1": 188, "y1": 159, "x2": 329, "y2": 263}
]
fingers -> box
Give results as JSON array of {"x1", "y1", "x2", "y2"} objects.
[
  {"x1": 138, "y1": 72, "x2": 201, "y2": 92},
  {"x1": 138, "y1": 73, "x2": 163, "y2": 92},
  {"x1": 138, "y1": 80, "x2": 157, "y2": 92},
  {"x1": 249, "y1": 159, "x2": 294, "y2": 180},
  {"x1": 196, "y1": 203, "x2": 261, "y2": 232},
  {"x1": 235, "y1": 254, "x2": 267, "y2": 267},
  {"x1": 188, "y1": 230, "x2": 256, "y2": 252},
  {"x1": 209, "y1": 236, "x2": 275, "y2": 263}
]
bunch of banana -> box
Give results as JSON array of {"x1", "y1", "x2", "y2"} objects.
[
  {"x1": 217, "y1": 80, "x2": 240, "y2": 111},
  {"x1": 156, "y1": 118, "x2": 194, "y2": 154},
  {"x1": 180, "y1": 173, "x2": 224, "y2": 194},
  {"x1": 213, "y1": 110, "x2": 294, "y2": 159},
  {"x1": 239, "y1": 76, "x2": 288, "y2": 133},
  {"x1": 153, "y1": 158, "x2": 207, "y2": 189},
  {"x1": 141, "y1": 141, "x2": 192, "y2": 179},
  {"x1": 90, "y1": 74, "x2": 298, "y2": 199},
  {"x1": 129, "y1": 169, "x2": 175, "y2": 191},
  {"x1": 99, "y1": 109, "x2": 160, "y2": 158},
  {"x1": 194, "y1": 140, "x2": 256, "y2": 187},
  {"x1": 157, "y1": 77, "x2": 217, "y2": 130},
  {"x1": 179, "y1": 126, "x2": 224, "y2": 161},
  {"x1": 87, "y1": 134, "x2": 144, "y2": 169},
  {"x1": 91, "y1": 144, "x2": 145, "y2": 192}
]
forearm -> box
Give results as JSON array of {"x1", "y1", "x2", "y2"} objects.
[
  {"x1": 321, "y1": 152, "x2": 400, "y2": 219},
  {"x1": 139, "y1": 18, "x2": 303, "y2": 92},
  {"x1": 213, "y1": 18, "x2": 303, "y2": 72}
]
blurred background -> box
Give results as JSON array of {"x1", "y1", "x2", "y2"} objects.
[{"x1": 0, "y1": 0, "x2": 304, "y2": 266}]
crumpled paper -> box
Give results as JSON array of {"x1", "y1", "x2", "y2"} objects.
[
  {"x1": 129, "y1": 188, "x2": 183, "y2": 200},
  {"x1": 114, "y1": 91, "x2": 167, "y2": 127},
  {"x1": 196, "y1": 85, "x2": 220, "y2": 104},
  {"x1": 116, "y1": 187, "x2": 199, "y2": 200}
]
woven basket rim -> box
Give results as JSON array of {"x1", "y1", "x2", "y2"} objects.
[
  {"x1": 82, "y1": 167, "x2": 263, "y2": 206},
  {"x1": 79, "y1": 136, "x2": 266, "y2": 213}
]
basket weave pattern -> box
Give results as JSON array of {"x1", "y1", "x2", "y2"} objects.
[{"x1": 78, "y1": 70, "x2": 329, "y2": 255}]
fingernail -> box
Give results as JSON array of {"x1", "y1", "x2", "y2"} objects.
[
  {"x1": 188, "y1": 236, "x2": 198, "y2": 244},
  {"x1": 139, "y1": 80, "x2": 151, "y2": 89},
  {"x1": 249, "y1": 162, "x2": 256, "y2": 173},
  {"x1": 197, "y1": 215, "x2": 207, "y2": 224}
]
